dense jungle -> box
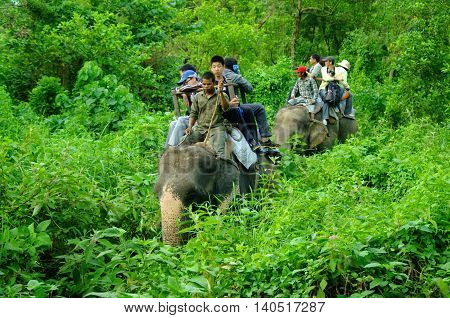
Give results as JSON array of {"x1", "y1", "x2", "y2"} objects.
[{"x1": 0, "y1": 0, "x2": 448, "y2": 297}]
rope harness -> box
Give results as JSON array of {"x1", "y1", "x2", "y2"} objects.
[{"x1": 203, "y1": 87, "x2": 222, "y2": 144}]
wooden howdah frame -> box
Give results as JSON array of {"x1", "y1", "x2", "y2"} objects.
[{"x1": 171, "y1": 82, "x2": 242, "y2": 119}]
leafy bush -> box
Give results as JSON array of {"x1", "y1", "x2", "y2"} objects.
[
  {"x1": 57, "y1": 228, "x2": 183, "y2": 297},
  {"x1": 29, "y1": 76, "x2": 66, "y2": 116},
  {"x1": 245, "y1": 57, "x2": 294, "y2": 119},
  {"x1": 0, "y1": 221, "x2": 57, "y2": 297},
  {"x1": 0, "y1": 86, "x2": 17, "y2": 134},
  {"x1": 67, "y1": 61, "x2": 145, "y2": 134}
]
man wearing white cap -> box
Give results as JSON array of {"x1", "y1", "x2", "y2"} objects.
[
  {"x1": 335, "y1": 59, "x2": 350, "y2": 82},
  {"x1": 335, "y1": 59, "x2": 355, "y2": 118}
]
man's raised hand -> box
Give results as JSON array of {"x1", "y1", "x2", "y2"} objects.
[{"x1": 230, "y1": 96, "x2": 239, "y2": 108}]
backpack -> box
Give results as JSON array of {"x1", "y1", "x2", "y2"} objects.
[{"x1": 323, "y1": 81, "x2": 341, "y2": 106}]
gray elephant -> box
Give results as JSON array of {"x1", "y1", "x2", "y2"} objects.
[
  {"x1": 273, "y1": 105, "x2": 358, "y2": 151},
  {"x1": 154, "y1": 142, "x2": 261, "y2": 246}
]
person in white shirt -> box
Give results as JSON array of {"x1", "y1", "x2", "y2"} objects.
[
  {"x1": 318, "y1": 56, "x2": 351, "y2": 126},
  {"x1": 335, "y1": 59, "x2": 355, "y2": 118}
]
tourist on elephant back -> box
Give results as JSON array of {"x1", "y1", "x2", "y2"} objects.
[
  {"x1": 210, "y1": 55, "x2": 260, "y2": 151},
  {"x1": 223, "y1": 57, "x2": 278, "y2": 150},
  {"x1": 180, "y1": 71, "x2": 230, "y2": 159},
  {"x1": 307, "y1": 53, "x2": 323, "y2": 88},
  {"x1": 319, "y1": 56, "x2": 351, "y2": 127},
  {"x1": 165, "y1": 68, "x2": 200, "y2": 148},
  {"x1": 289, "y1": 65, "x2": 323, "y2": 121},
  {"x1": 334, "y1": 59, "x2": 355, "y2": 118}
]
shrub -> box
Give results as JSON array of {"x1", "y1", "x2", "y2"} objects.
[
  {"x1": 245, "y1": 57, "x2": 294, "y2": 120},
  {"x1": 69, "y1": 61, "x2": 144, "y2": 134},
  {"x1": 0, "y1": 86, "x2": 17, "y2": 135},
  {"x1": 29, "y1": 76, "x2": 66, "y2": 116},
  {"x1": 0, "y1": 220, "x2": 57, "y2": 297}
]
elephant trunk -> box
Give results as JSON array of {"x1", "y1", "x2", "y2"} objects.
[
  {"x1": 273, "y1": 126, "x2": 290, "y2": 149},
  {"x1": 160, "y1": 185, "x2": 184, "y2": 246}
]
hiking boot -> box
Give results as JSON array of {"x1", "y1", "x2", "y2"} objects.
[
  {"x1": 249, "y1": 140, "x2": 261, "y2": 152},
  {"x1": 260, "y1": 139, "x2": 280, "y2": 148},
  {"x1": 267, "y1": 148, "x2": 281, "y2": 156},
  {"x1": 257, "y1": 147, "x2": 269, "y2": 154}
]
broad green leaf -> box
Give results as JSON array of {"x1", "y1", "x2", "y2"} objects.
[
  {"x1": 27, "y1": 280, "x2": 42, "y2": 291},
  {"x1": 37, "y1": 220, "x2": 51, "y2": 232},
  {"x1": 100, "y1": 227, "x2": 126, "y2": 238},
  {"x1": 32, "y1": 204, "x2": 42, "y2": 217},
  {"x1": 188, "y1": 276, "x2": 209, "y2": 291},
  {"x1": 27, "y1": 223, "x2": 35, "y2": 234},
  {"x1": 351, "y1": 290, "x2": 374, "y2": 298},
  {"x1": 370, "y1": 278, "x2": 388, "y2": 289},
  {"x1": 320, "y1": 278, "x2": 328, "y2": 291},
  {"x1": 36, "y1": 232, "x2": 52, "y2": 248},
  {"x1": 388, "y1": 261, "x2": 407, "y2": 267},
  {"x1": 5, "y1": 242, "x2": 23, "y2": 252},
  {"x1": 96, "y1": 249, "x2": 114, "y2": 258},
  {"x1": 181, "y1": 284, "x2": 204, "y2": 294},
  {"x1": 316, "y1": 289, "x2": 325, "y2": 298},
  {"x1": 364, "y1": 262, "x2": 381, "y2": 268},
  {"x1": 329, "y1": 259, "x2": 337, "y2": 272}
]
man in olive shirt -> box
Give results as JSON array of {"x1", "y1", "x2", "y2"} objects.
[
  {"x1": 308, "y1": 53, "x2": 323, "y2": 88},
  {"x1": 181, "y1": 71, "x2": 230, "y2": 158}
]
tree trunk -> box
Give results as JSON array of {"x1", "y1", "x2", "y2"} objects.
[{"x1": 290, "y1": 0, "x2": 303, "y2": 64}]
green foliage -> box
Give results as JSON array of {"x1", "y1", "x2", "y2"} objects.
[
  {"x1": 29, "y1": 76, "x2": 66, "y2": 116},
  {"x1": 0, "y1": 0, "x2": 448, "y2": 299},
  {"x1": 339, "y1": 0, "x2": 449, "y2": 125},
  {"x1": 98, "y1": 0, "x2": 177, "y2": 45},
  {"x1": 37, "y1": 13, "x2": 137, "y2": 89},
  {"x1": 68, "y1": 61, "x2": 144, "y2": 133},
  {"x1": 34, "y1": 120, "x2": 447, "y2": 298},
  {"x1": 57, "y1": 228, "x2": 184, "y2": 297},
  {"x1": 0, "y1": 86, "x2": 16, "y2": 133},
  {"x1": 245, "y1": 57, "x2": 294, "y2": 119},
  {"x1": 0, "y1": 221, "x2": 57, "y2": 297}
]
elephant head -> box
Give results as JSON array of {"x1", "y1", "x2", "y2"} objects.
[
  {"x1": 154, "y1": 144, "x2": 241, "y2": 245},
  {"x1": 273, "y1": 106, "x2": 328, "y2": 150}
]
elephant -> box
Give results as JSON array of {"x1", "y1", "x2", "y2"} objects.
[
  {"x1": 154, "y1": 141, "x2": 264, "y2": 246},
  {"x1": 273, "y1": 104, "x2": 358, "y2": 151}
]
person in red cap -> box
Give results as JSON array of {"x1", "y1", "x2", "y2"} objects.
[{"x1": 289, "y1": 65, "x2": 321, "y2": 121}]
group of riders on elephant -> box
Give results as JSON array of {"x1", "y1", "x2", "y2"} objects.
[{"x1": 155, "y1": 54, "x2": 358, "y2": 245}]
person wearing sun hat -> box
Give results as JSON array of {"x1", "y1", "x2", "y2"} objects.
[
  {"x1": 335, "y1": 59, "x2": 350, "y2": 82},
  {"x1": 165, "y1": 69, "x2": 201, "y2": 148},
  {"x1": 337, "y1": 59, "x2": 350, "y2": 70},
  {"x1": 335, "y1": 59, "x2": 355, "y2": 118},
  {"x1": 177, "y1": 69, "x2": 199, "y2": 86},
  {"x1": 317, "y1": 56, "x2": 352, "y2": 125}
]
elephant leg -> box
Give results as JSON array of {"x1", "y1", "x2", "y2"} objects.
[
  {"x1": 338, "y1": 117, "x2": 358, "y2": 143},
  {"x1": 160, "y1": 185, "x2": 184, "y2": 246},
  {"x1": 308, "y1": 121, "x2": 329, "y2": 149}
]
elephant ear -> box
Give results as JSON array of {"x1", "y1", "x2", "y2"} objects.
[{"x1": 308, "y1": 121, "x2": 328, "y2": 148}]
